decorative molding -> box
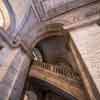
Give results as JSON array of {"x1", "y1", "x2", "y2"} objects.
[{"x1": 41, "y1": 0, "x2": 98, "y2": 20}]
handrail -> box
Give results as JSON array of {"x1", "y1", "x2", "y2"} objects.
[{"x1": 32, "y1": 61, "x2": 81, "y2": 82}]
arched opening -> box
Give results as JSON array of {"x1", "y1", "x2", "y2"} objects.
[
  {"x1": 35, "y1": 35, "x2": 68, "y2": 64},
  {"x1": 27, "y1": 35, "x2": 86, "y2": 100}
]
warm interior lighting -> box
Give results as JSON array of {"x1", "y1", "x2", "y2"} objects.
[{"x1": 0, "y1": 0, "x2": 10, "y2": 30}]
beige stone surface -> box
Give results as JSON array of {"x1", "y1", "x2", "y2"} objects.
[
  {"x1": 0, "y1": 47, "x2": 19, "y2": 81},
  {"x1": 70, "y1": 24, "x2": 100, "y2": 95}
]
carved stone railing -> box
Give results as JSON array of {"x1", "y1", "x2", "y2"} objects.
[
  {"x1": 32, "y1": 61, "x2": 81, "y2": 83},
  {"x1": 30, "y1": 61, "x2": 88, "y2": 100}
]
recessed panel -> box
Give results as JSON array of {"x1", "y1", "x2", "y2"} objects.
[{"x1": 41, "y1": 0, "x2": 98, "y2": 20}]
